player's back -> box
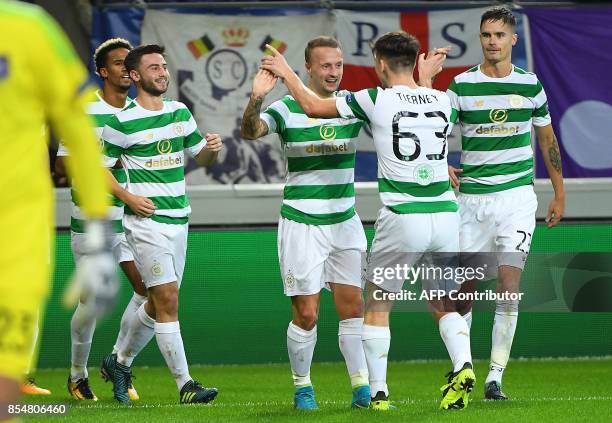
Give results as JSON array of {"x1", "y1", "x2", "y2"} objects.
[{"x1": 369, "y1": 86, "x2": 457, "y2": 214}]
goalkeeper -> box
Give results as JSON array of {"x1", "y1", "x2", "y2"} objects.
[{"x1": 0, "y1": 0, "x2": 117, "y2": 411}]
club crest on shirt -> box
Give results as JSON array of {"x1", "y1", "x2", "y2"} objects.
[
  {"x1": 414, "y1": 163, "x2": 434, "y2": 186},
  {"x1": 509, "y1": 95, "x2": 524, "y2": 108},
  {"x1": 173, "y1": 122, "x2": 185, "y2": 136}
]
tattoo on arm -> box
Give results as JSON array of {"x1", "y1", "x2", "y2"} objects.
[
  {"x1": 242, "y1": 95, "x2": 267, "y2": 139},
  {"x1": 548, "y1": 135, "x2": 563, "y2": 174}
]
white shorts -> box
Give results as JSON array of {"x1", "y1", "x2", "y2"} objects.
[
  {"x1": 123, "y1": 215, "x2": 188, "y2": 289},
  {"x1": 366, "y1": 207, "x2": 460, "y2": 293},
  {"x1": 278, "y1": 214, "x2": 367, "y2": 296},
  {"x1": 71, "y1": 232, "x2": 134, "y2": 264},
  {"x1": 459, "y1": 185, "x2": 537, "y2": 270}
]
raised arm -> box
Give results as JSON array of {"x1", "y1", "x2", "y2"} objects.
[
  {"x1": 417, "y1": 47, "x2": 451, "y2": 89},
  {"x1": 241, "y1": 69, "x2": 277, "y2": 140},
  {"x1": 260, "y1": 45, "x2": 339, "y2": 118},
  {"x1": 535, "y1": 124, "x2": 565, "y2": 227}
]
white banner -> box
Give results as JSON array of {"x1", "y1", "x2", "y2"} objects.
[{"x1": 142, "y1": 10, "x2": 334, "y2": 184}]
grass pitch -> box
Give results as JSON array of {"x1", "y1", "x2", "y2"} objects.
[{"x1": 24, "y1": 358, "x2": 612, "y2": 422}]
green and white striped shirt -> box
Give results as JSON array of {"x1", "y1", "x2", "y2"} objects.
[
  {"x1": 261, "y1": 95, "x2": 363, "y2": 225},
  {"x1": 57, "y1": 91, "x2": 130, "y2": 233},
  {"x1": 336, "y1": 86, "x2": 457, "y2": 214},
  {"x1": 447, "y1": 65, "x2": 551, "y2": 194},
  {"x1": 102, "y1": 99, "x2": 206, "y2": 225}
]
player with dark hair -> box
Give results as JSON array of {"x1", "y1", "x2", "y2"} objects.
[
  {"x1": 100, "y1": 44, "x2": 222, "y2": 405},
  {"x1": 447, "y1": 6, "x2": 565, "y2": 401},
  {"x1": 55, "y1": 37, "x2": 148, "y2": 402}
]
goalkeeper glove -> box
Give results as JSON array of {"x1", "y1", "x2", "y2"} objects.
[{"x1": 63, "y1": 219, "x2": 119, "y2": 318}]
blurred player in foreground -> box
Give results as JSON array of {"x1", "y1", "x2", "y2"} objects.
[
  {"x1": 262, "y1": 33, "x2": 476, "y2": 411},
  {"x1": 100, "y1": 44, "x2": 222, "y2": 405},
  {"x1": 0, "y1": 0, "x2": 116, "y2": 417},
  {"x1": 242, "y1": 37, "x2": 370, "y2": 410},
  {"x1": 447, "y1": 7, "x2": 565, "y2": 400},
  {"x1": 55, "y1": 38, "x2": 147, "y2": 402}
]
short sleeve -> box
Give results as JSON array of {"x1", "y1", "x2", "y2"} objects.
[
  {"x1": 446, "y1": 79, "x2": 460, "y2": 125},
  {"x1": 261, "y1": 99, "x2": 291, "y2": 135},
  {"x1": 531, "y1": 80, "x2": 551, "y2": 127},
  {"x1": 181, "y1": 108, "x2": 206, "y2": 158},
  {"x1": 335, "y1": 88, "x2": 377, "y2": 124},
  {"x1": 101, "y1": 116, "x2": 127, "y2": 167}
]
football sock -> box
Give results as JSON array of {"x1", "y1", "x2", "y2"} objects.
[
  {"x1": 155, "y1": 321, "x2": 192, "y2": 390},
  {"x1": 25, "y1": 312, "x2": 39, "y2": 376},
  {"x1": 287, "y1": 321, "x2": 316, "y2": 387},
  {"x1": 463, "y1": 310, "x2": 473, "y2": 330},
  {"x1": 439, "y1": 312, "x2": 472, "y2": 373},
  {"x1": 117, "y1": 302, "x2": 155, "y2": 367},
  {"x1": 338, "y1": 318, "x2": 369, "y2": 388},
  {"x1": 113, "y1": 292, "x2": 147, "y2": 354},
  {"x1": 487, "y1": 299, "x2": 519, "y2": 384},
  {"x1": 362, "y1": 324, "x2": 390, "y2": 397},
  {"x1": 70, "y1": 302, "x2": 97, "y2": 381}
]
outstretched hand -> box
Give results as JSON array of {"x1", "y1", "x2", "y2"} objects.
[
  {"x1": 252, "y1": 69, "x2": 278, "y2": 98},
  {"x1": 260, "y1": 44, "x2": 292, "y2": 80},
  {"x1": 418, "y1": 46, "x2": 451, "y2": 86}
]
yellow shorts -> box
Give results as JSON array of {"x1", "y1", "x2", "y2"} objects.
[{"x1": 0, "y1": 206, "x2": 52, "y2": 381}]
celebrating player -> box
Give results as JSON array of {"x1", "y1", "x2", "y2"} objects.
[
  {"x1": 0, "y1": 1, "x2": 115, "y2": 411},
  {"x1": 242, "y1": 36, "x2": 370, "y2": 410},
  {"x1": 447, "y1": 7, "x2": 565, "y2": 400},
  {"x1": 99, "y1": 44, "x2": 222, "y2": 405},
  {"x1": 262, "y1": 32, "x2": 475, "y2": 411},
  {"x1": 55, "y1": 38, "x2": 148, "y2": 402}
]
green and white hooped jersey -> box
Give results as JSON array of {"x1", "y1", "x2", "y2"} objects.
[
  {"x1": 336, "y1": 86, "x2": 457, "y2": 214},
  {"x1": 102, "y1": 100, "x2": 206, "y2": 225},
  {"x1": 57, "y1": 91, "x2": 130, "y2": 233},
  {"x1": 447, "y1": 65, "x2": 551, "y2": 194},
  {"x1": 261, "y1": 95, "x2": 363, "y2": 225}
]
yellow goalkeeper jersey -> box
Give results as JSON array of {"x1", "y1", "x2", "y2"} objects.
[
  {"x1": 0, "y1": 0, "x2": 109, "y2": 258},
  {"x1": 0, "y1": 0, "x2": 110, "y2": 381}
]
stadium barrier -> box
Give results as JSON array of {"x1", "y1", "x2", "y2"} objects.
[{"x1": 39, "y1": 222, "x2": 612, "y2": 368}]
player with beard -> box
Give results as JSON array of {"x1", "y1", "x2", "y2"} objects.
[
  {"x1": 55, "y1": 38, "x2": 148, "y2": 402},
  {"x1": 99, "y1": 44, "x2": 222, "y2": 405}
]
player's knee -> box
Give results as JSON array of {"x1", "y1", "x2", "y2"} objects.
[
  {"x1": 431, "y1": 310, "x2": 447, "y2": 324},
  {"x1": 338, "y1": 295, "x2": 364, "y2": 319},
  {"x1": 152, "y1": 288, "x2": 179, "y2": 314},
  {"x1": 456, "y1": 299, "x2": 473, "y2": 315},
  {"x1": 364, "y1": 311, "x2": 389, "y2": 327},
  {"x1": 294, "y1": 309, "x2": 318, "y2": 330}
]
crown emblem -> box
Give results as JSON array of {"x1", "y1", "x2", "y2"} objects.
[{"x1": 221, "y1": 28, "x2": 249, "y2": 47}]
